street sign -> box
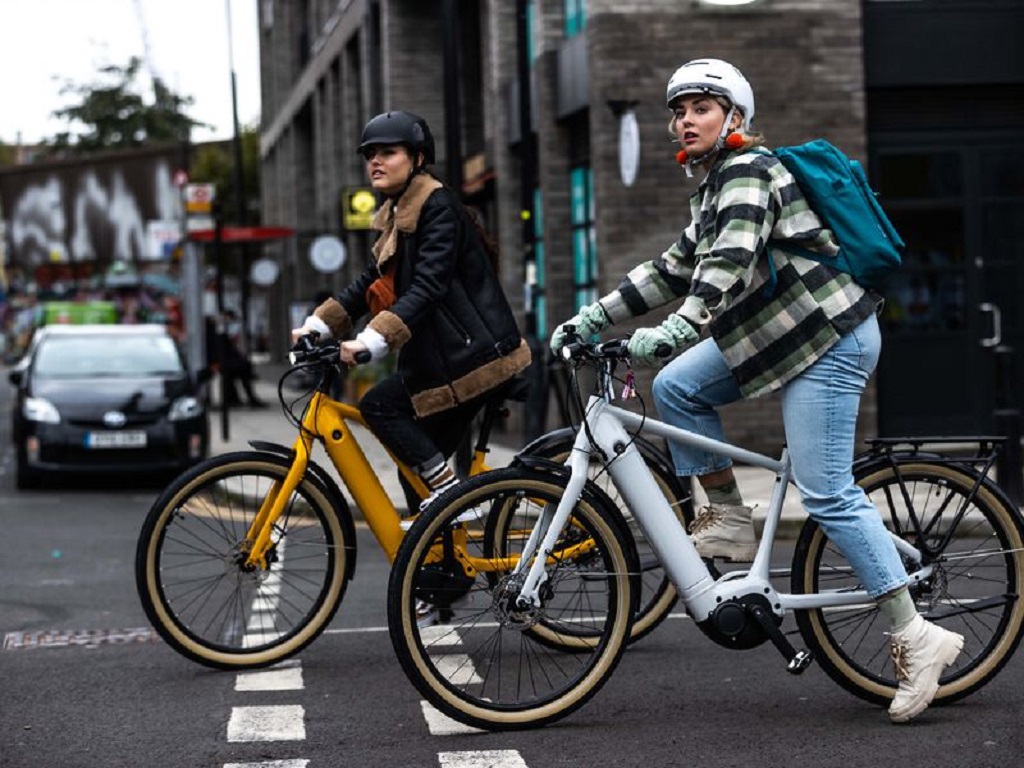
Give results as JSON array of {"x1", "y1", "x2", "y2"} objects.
[
  {"x1": 310, "y1": 236, "x2": 347, "y2": 273},
  {"x1": 185, "y1": 183, "x2": 216, "y2": 215},
  {"x1": 343, "y1": 187, "x2": 377, "y2": 230},
  {"x1": 145, "y1": 220, "x2": 181, "y2": 261}
]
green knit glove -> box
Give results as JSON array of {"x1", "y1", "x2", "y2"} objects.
[
  {"x1": 627, "y1": 313, "x2": 699, "y2": 366},
  {"x1": 550, "y1": 302, "x2": 611, "y2": 354}
]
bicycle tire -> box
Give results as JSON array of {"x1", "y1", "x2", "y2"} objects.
[
  {"x1": 792, "y1": 461, "x2": 1024, "y2": 706},
  {"x1": 387, "y1": 467, "x2": 637, "y2": 731},
  {"x1": 512, "y1": 437, "x2": 690, "y2": 644},
  {"x1": 136, "y1": 451, "x2": 352, "y2": 669}
]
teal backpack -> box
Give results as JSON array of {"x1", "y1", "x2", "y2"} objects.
[{"x1": 765, "y1": 139, "x2": 904, "y2": 293}]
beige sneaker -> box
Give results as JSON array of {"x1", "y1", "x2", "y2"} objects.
[
  {"x1": 688, "y1": 503, "x2": 757, "y2": 561},
  {"x1": 888, "y1": 614, "x2": 964, "y2": 723}
]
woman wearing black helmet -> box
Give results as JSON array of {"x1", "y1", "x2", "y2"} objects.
[{"x1": 294, "y1": 110, "x2": 531, "y2": 519}]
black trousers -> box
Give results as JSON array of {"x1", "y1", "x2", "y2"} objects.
[{"x1": 359, "y1": 373, "x2": 487, "y2": 473}]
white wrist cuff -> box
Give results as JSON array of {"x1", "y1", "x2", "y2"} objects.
[
  {"x1": 355, "y1": 328, "x2": 389, "y2": 361},
  {"x1": 304, "y1": 315, "x2": 331, "y2": 340}
]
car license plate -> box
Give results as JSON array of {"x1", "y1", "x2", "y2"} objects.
[{"x1": 85, "y1": 431, "x2": 148, "y2": 449}]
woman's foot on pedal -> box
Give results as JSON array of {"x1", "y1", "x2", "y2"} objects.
[
  {"x1": 888, "y1": 614, "x2": 964, "y2": 723},
  {"x1": 689, "y1": 503, "x2": 757, "y2": 561}
]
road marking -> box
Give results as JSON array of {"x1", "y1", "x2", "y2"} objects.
[
  {"x1": 235, "y1": 661, "x2": 304, "y2": 692},
  {"x1": 3, "y1": 627, "x2": 160, "y2": 650},
  {"x1": 224, "y1": 761, "x2": 309, "y2": 768},
  {"x1": 438, "y1": 751, "x2": 529, "y2": 768},
  {"x1": 421, "y1": 701, "x2": 484, "y2": 735},
  {"x1": 227, "y1": 705, "x2": 306, "y2": 742}
]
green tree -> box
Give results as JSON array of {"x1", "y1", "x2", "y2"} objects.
[
  {"x1": 47, "y1": 57, "x2": 204, "y2": 154},
  {"x1": 0, "y1": 140, "x2": 14, "y2": 166}
]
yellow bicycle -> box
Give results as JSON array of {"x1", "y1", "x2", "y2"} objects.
[{"x1": 135, "y1": 337, "x2": 691, "y2": 669}]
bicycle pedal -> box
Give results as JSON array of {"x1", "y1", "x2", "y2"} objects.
[{"x1": 787, "y1": 649, "x2": 814, "y2": 675}]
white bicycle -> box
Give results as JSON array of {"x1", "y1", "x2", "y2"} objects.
[{"x1": 387, "y1": 332, "x2": 1024, "y2": 730}]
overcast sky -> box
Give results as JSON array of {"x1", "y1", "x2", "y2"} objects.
[{"x1": 0, "y1": 0, "x2": 261, "y2": 145}]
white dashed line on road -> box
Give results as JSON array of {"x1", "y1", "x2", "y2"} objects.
[
  {"x1": 438, "y1": 750, "x2": 529, "y2": 767},
  {"x1": 235, "y1": 660, "x2": 304, "y2": 692},
  {"x1": 226, "y1": 705, "x2": 307, "y2": 742},
  {"x1": 420, "y1": 701, "x2": 484, "y2": 736}
]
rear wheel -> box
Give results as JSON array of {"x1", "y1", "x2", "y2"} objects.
[
  {"x1": 793, "y1": 461, "x2": 1024, "y2": 706},
  {"x1": 136, "y1": 452, "x2": 351, "y2": 669},
  {"x1": 387, "y1": 467, "x2": 636, "y2": 731}
]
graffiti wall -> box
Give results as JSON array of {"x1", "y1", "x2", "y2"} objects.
[{"x1": 0, "y1": 145, "x2": 184, "y2": 283}]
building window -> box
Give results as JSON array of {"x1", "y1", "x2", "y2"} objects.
[
  {"x1": 564, "y1": 0, "x2": 587, "y2": 38},
  {"x1": 570, "y1": 165, "x2": 597, "y2": 311}
]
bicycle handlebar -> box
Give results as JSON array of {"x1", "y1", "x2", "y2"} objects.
[{"x1": 289, "y1": 334, "x2": 372, "y2": 366}]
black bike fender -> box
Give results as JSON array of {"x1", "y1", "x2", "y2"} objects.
[{"x1": 246, "y1": 441, "x2": 359, "y2": 581}]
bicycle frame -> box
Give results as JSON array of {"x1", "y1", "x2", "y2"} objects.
[
  {"x1": 243, "y1": 389, "x2": 496, "y2": 568},
  {"x1": 515, "y1": 394, "x2": 933, "y2": 626}
]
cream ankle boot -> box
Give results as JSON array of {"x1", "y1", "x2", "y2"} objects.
[
  {"x1": 888, "y1": 614, "x2": 964, "y2": 723},
  {"x1": 689, "y1": 503, "x2": 757, "y2": 561}
]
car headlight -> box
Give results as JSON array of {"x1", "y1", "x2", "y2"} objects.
[
  {"x1": 169, "y1": 396, "x2": 204, "y2": 421},
  {"x1": 23, "y1": 397, "x2": 60, "y2": 424}
]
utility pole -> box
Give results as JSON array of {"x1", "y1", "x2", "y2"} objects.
[
  {"x1": 225, "y1": 0, "x2": 251, "y2": 358},
  {"x1": 516, "y1": 0, "x2": 546, "y2": 441}
]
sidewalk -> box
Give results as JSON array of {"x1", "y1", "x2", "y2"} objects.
[{"x1": 208, "y1": 361, "x2": 808, "y2": 533}]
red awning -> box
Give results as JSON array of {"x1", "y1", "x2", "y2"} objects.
[{"x1": 187, "y1": 226, "x2": 294, "y2": 243}]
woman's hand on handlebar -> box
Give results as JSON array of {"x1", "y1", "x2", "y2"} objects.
[{"x1": 340, "y1": 340, "x2": 372, "y2": 366}]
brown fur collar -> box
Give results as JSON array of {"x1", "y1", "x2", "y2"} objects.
[{"x1": 370, "y1": 174, "x2": 443, "y2": 271}]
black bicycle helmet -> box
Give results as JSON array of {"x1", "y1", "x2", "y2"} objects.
[{"x1": 357, "y1": 111, "x2": 435, "y2": 165}]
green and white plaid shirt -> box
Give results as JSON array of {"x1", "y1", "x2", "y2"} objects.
[{"x1": 598, "y1": 149, "x2": 880, "y2": 397}]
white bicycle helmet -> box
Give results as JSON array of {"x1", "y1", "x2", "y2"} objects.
[{"x1": 665, "y1": 58, "x2": 755, "y2": 132}]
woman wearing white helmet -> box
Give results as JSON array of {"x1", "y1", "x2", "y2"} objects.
[{"x1": 550, "y1": 58, "x2": 962, "y2": 723}]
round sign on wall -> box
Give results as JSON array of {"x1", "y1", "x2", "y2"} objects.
[
  {"x1": 310, "y1": 236, "x2": 347, "y2": 273},
  {"x1": 618, "y1": 110, "x2": 640, "y2": 187},
  {"x1": 250, "y1": 258, "x2": 280, "y2": 286}
]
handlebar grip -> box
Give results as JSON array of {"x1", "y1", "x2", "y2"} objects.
[
  {"x1": 655, "y1": 343, "x2": 673, "y2": 358},
  {"x1": 353, "y1": 350, "x2": 372, "y2": 364}
]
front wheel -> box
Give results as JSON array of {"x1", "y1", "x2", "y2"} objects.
[
  {"x1": 792, "y1": 461, "x2": 1024, "y2": 706},
  {"x1": 387, "y1": 467, "x2": 637, "y2": 731},
  {"x1": 136, "y1": 452, "x2": 352, "y2": 669}
]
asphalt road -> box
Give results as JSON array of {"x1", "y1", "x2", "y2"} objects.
[{"x1": 4, "y1": 373, "x2": 1024, "y2": 768}]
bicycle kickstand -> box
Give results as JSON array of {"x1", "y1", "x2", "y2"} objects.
[{"x1": 747, "y1": 603, "x2": 814, "y2": 675}]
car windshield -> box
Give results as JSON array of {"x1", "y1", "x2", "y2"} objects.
[{"x1": 33, "y1": 334, "x2": 185, "y2": 379}]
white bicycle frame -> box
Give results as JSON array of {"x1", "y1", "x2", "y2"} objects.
[{"x1": 515, "y1": 393, "x2": 935, "y2": 626}]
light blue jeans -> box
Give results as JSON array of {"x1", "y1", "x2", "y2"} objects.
[{"x1": 651, "y1": 314, "x2": 907, "y2": 598}]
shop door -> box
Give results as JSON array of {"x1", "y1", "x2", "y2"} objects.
[{"x1": 872, "y1": 140, "x2": 1024, "y2": 438}]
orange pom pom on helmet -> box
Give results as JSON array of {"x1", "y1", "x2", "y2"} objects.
[{"x1": 724, "y1": 132, "x2": 745, "y2": 150}]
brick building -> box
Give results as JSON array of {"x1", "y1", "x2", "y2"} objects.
[{"x1": 257, "y1": 0, "x2": 1024, "y2": 452}]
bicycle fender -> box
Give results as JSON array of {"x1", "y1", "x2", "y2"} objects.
[
  {"x1": 510, "y1": 458, "x2": 642, "y2": 598},
  {"x1": 245, "y1": 441, "x2": 359, "y2": 581}
]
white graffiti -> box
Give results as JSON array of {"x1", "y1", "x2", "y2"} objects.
[
  {"x1": 10, "y1": 177, "x2": 67, "y2": 265},
  {"x1": 4, "y1": 157, "x2": 181, "y2": 268}
]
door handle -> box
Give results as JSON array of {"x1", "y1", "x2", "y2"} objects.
[{"x1": 980, "y1": 302, "x2": 1002, "y2": 348}]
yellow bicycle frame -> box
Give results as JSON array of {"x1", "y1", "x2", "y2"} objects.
[{"x1": 242, "y1": 389, "x2": 496, "y2": 568}]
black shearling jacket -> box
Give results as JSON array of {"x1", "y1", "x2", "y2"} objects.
[{"x1": 315, "y1": 173, "x2": 531, "y2": 417}]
